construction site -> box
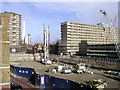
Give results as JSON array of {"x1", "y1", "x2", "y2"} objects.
[{"x1": 0, "y1": 8, "x2": 120, "y2": 90}]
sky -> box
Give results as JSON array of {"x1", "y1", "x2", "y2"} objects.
[{"x1": 1, "y1": 1, "x2": 119, "y2": 43}]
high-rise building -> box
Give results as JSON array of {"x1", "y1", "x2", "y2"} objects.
[
  {"x1": 24, "y1": 34, "x2": 31, "y2": 45},
  {"x1": 1, "y1": 12, "x2": 21, "y2": 46},
  {"x1": 59, "y1": 22, "x2": 119, "y2": 55}
]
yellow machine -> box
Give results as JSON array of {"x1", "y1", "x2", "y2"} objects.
[
  {"x1": 74, "y1": 63, "x2": 86, "y2": 74},
  {"x1": 87, "y1": 79, "x2": 107, "y2": 90},
  {"x1": 57, "y1": 65, "x2": 64, "y2": 72}
]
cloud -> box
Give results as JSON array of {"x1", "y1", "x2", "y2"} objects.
[
  {"x1": 2, "y1": 2, "x2": 118, "y2": 44},
  {"x1": 27, "y1": 2, "x2": 119, "y2": 42}
]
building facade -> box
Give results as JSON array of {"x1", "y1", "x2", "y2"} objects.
[
  {"x1": 24, "y1": 34, "x2": 31, "y2": 45},
  {"x1": 1, "y1": 12, "x2": 21, "y2": 46},
  {"x1": 59, "y1": 22, "x2": 119, "y2": 55}
]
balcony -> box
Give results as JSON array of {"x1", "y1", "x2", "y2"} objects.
[
  {"x1": 11, "y1": 39, "x2": 16, "y2": 41},
  {"x1": 12, "y1": 30, "x2": 16, "y2": 32},
  {"x1": 11, "y1": 25, "x2": 17, "y2": 28},
  {"x1": 12, "y1": 16, "x2": 17, "y2": 19},
  {"x1": 11, "y1": 34, "x2": 16, "y2": 37},
  {"x1": 12, "y1": 21, "x2": 16, "y2": 23}
]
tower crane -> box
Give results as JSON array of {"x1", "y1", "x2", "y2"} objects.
[
  {"x1": 108, "y1": 16, "x2": 117, "y2": 44},
  {"x1": 100, "y1": 10, "x2": 120, "y2": 60},
  {"x1": 100, "y1": 10, "x2": 113, "y2": 27}
]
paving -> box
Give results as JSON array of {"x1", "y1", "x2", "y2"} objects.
[{"x1": 10, "y1": 60, "x2": 120, "y2": 89}]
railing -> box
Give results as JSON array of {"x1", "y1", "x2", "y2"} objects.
[{"x1": 49, "y1": 54, "x2": 120, "y2": 70}]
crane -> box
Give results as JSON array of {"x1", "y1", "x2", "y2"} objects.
[
  {"x1": 108, "y1": 16, "x2": 117, "y2": 44},
  {"x1": 100, "y1": 10, "x2": 113, "y2": 27},
  {"x1": 100, "y1": 10, "x2": 112, "y2": 44},
  {"x1": 100, "y1": 10, "x2": 120, "y2": 60}
]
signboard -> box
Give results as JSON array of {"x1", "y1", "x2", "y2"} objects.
[{"x1": 41, "y1": 77, "x2": 44, "y2": 84}]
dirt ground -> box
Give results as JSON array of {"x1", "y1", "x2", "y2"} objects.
[{"x1": 10, "y1": 60, "x2": 120, "y2": 89}]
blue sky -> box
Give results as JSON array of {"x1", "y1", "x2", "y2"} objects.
[{"x1": 1, "y1": 1, "x2": 118, "y2": 43}]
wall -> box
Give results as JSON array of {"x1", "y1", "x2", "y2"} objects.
[{"x1": 0, "y1": 13, "x2": 10, "y2": 89}]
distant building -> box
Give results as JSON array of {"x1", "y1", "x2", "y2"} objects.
[
  {"x1": 59, "y1": 22, "x2": 119, "y2": 56},
  {"x1": 24, "y1": 34, "x2": 31, "y2": 45},
  {"x1": 22, "y1": 21, "x2": 26, "y2": 43}
]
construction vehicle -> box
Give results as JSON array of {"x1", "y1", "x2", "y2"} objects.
[
  {"x1": 62, "y1": 68, "x2": 72, "y2": 74},
  {"x1": 87, "y1": 79, "x2": 107, "y2": 90},
  {"x1": 62, "y1": 65, "x2": 72, "y2": 74},
  {"x1": 74, "y1": 63, "x2": 86, "y2": 74},
  {"x1": 57, "y1": 65, "x2": 64, "y2": 72}
]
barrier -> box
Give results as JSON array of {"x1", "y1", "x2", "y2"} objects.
[
  {"x1": 59, "y1": 78, "x2": 70, "y2": 88},
  {"x1": 10, "y1": 65, "x2": 35, "y2": 79},
  {"x1": 35, "y1": 74, "x2": 40, "y2": 87},
  {"x1": 45, "y1": 75, "x2": 49, "y2": 88},
  {"x1": 15, "y1": 67, "x2": 35, "y2": 79},
  {"x1": 49, "y1": 76, "x2": 55, "y2": 88},
  {"x1": 10, "y1": 65, "x2": 85, "y2": 89},
  {"x1": 40, "y1": 74, "x2": 46, "y2": 88}
]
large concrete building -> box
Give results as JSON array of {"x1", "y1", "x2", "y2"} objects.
[
  {"x1": 1, "y1": 12, "x2": 21, "y2": 46},
  {"x1": 59, "y1": 22, "x2": 119, "y2": 58},
  {"x1": 0, "y1": 12, "x2": 10, "y2": 89},
  {"x1": 1, "y1": 12, "x2": 22, "y2": 53}
]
